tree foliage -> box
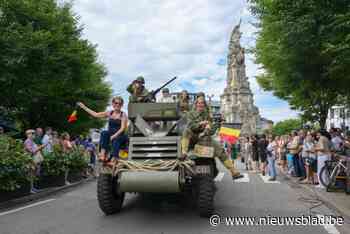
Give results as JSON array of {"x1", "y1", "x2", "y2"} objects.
[
  {"x1": 0, "y1": 0, "x2": 112, "y2": 134},
  {"x1": 272, "y1": 118, "x2": 302, "y2": 136},
  {"x1": 249, "y1": 0, "x2": 350, "y2": 128}
]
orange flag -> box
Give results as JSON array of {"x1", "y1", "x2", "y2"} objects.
[{"x1": 68, "y1": 110, "x2": 78, "y2": 123}]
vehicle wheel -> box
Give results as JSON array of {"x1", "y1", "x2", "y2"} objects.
[
  {"x1": 197, "y1": 176, "x2": 215, "y2": 217},
  {"x1": 319, "y1": 164, "x2": 334, "y2": 188},
  {"x1": 97, "y1": 173, "x2": 125, "y2": 215}
]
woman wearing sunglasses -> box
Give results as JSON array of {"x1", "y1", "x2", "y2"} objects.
[{"x1": 77, "y1": 96, "x2": 128, "y2": 162}]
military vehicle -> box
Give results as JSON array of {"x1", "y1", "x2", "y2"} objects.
[{"x1": 97, "y1": 79, "x2": 219, "y2": 217}]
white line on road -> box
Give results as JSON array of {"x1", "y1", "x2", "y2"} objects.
[
  {"x1": 317, "y1": 215, "x2": 340, "y2": 234},
  {"x1": 0, "y1": 199, "x2": 56, "y2": 217},
  {"x1": 234, "y1": 173, "x2": 250, "y2": 183},
  {"x1": 214, "y1": 172, "x2": 225, "y2": 182},
  {"x1": 259, "y1": 174, "x2": 281, "y2": 184}
]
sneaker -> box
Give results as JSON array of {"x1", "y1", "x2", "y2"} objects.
[
  {"x1": 268, "y1": 177, "x2": 276, "y2": 181},
  {"x1": 315, "y1": 184, "x2": 325, "y2": 189}
]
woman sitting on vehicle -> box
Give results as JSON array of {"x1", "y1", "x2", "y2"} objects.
[{"x1": 77, "y1": 96, "x2": 128, "y2": 162}]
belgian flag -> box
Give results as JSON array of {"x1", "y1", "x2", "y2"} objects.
[
  {"x1": 219, "y1": 127, "x2": 240, "y2": 144},
  {"x1": 68, "y1": 110, "x2": 78, "y2": 123}
]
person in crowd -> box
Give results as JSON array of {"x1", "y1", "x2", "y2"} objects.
[
  {"x1": 0, "y1": 126, "x2": 4, "y2": 135},
  {"x1": 288, "y1": 131, "x2": 303, "y2": 178},
  {"x1": 295, "y1": 130, "x2": 306, "y2": 180},
  {"x1": 245, "y1": 137, "x2": 253, "y2": 170},
  {"x1": 251, "y1": 135, "x2": 259, "y2": 173},
  {"x1": 42, "y1": 127, "x2": 53, "y2": 154},
  {"x1": 34, "y1": 127, "x2": 44, "y2": 145},
  {"x1": 301, "y1": 132, "x2": 317, "y2": 184},
  {"x1": 258, "y1": 134, "x2": 268, "y2": 176},
  {"x1": 179, "y1": 90, "x2": 190, "y2": 113},
  {"x1": 52, "y1": 131, "x2": 60, "y2": 147},
  {"x1": 230, "y1": 142, "x2": 239, "y2": 163},
  {"x1": 314, "y1": 129, "x2": 332, "y2": 189},
  {"x1": 279, "y1": 135, "x2": 288, "y2": 173},
  {"x1": 24, "y1": 129, "x2": 46, "y2": 193},
  {"x1": 158, "y1": 88, "x2": 174, "y2": 103},
  {"x1": 85, "y1": 138, "x2": 97, "y2": 177},
  {"x1": 330, "y1": 129, "x2": 343, "y2": 152},
  {"x1": 77, "y1": 96, "x2": 128, "y2": 162},
  {"x1": 286, "y1": 134, "x2": 295, "y2": 175},
  {"x1": 127, "y1": 76, "x2": 150, "y2": 103},
  {"x1": 61, "y1": 132, "x2": 73, "y2": 153},
  {"x1": 266, "y1": 136, "x2": 277, "y2": 181},
  {"x1": 181, "y1": 96, "x2": 243, "y2": 179}
]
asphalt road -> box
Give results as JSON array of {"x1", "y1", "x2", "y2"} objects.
[{"x1": 1, "y1": 161, "x2": 349, "y2": 234}]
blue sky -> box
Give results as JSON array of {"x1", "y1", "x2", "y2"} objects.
[{"x1": 68, "y1": 0, "x2": 298, "y2": 122}]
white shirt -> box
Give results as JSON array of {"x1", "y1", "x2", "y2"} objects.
[
  {"x1": 267, "y1": 141, "x2": 277, "y2": 157},
  {"x1": 331, "y1": 136, "x2": 343, "y2": 151},
  {"x1": 42, "y1": 134, "x2": 53, "y2": 153}
]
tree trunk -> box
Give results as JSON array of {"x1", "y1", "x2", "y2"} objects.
[{"x1": 319, "y1": 108, "x2": 328, "y2": 129}]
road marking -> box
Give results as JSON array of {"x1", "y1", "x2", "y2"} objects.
[
  {"x1": 0, "y1": 199, "x2": 56, "y2": 217},
  {"x1": 234, "y1": 173, "x2": 250, "y2": 183},
  {"x1": 259, "y1": 174, "x2": 280, "y2": 184},
  {"x1": 214, "y1": 172, "x2": 225, "y2": 182},
  {"x1": 317, "y1": 215, "x2": 340, "y2": 234}
]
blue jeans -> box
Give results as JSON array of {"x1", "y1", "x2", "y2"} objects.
[
  {"x1": 293, "y1": 154, "x2": 306, "y2": 178},
  {"x1": 99, "y1": 130, "x2": 128, "y2": 159},
  {"x1": 267, "y1": 156, "x2": 277, "y2": 178}
]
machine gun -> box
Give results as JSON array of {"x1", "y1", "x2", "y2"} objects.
[{"x1": 141, "y1": 76, "x2": 177, "y2": 102}]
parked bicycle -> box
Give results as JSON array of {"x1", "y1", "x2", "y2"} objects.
[{"x1": 319, "y1": 154, "x2": 348, "y2": 191}]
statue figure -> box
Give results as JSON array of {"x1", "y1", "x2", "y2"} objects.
[{"x1": 237, "y1": 48, "x2": 245, "y2": 65}]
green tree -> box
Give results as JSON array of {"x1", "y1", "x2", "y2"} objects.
[
  {"x1": 249, "y1": 0, "x2": 350, "y2": 128},
  {"x1": 0, "y1": 0, "x2": 112, "y2": 134},
  {"x1": 272, "y1": 118, "x2": 302, "y2": 136}
]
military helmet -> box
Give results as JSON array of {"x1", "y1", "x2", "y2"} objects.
[
  {"x1": 197, "y1": 92, "x2": 205, "y2": 98},
  {"x1": 136, "y1": 76, "x2": 145, "y2": 84}
]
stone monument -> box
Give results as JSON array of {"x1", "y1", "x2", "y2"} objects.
[{"x1": 220, "y1": 22, "x2": 260, "y2": 136}]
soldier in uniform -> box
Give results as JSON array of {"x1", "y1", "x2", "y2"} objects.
[
  {"x1": 127, "y1": 76, "x2": 150, "y2": 103},
  {"x1": 181, "y1": 96, "x2": 243, "y2": 180},
  {"x1": 178, "y1": 90, "x2": 190, "y2": 113}
]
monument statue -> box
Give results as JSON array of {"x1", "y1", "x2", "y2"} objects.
[{"x1": 220, "y1": 21, "x2": 260, "y2": 136}]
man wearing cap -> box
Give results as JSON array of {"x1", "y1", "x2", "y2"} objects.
[
  {"x1": 127, "y1": 76, "x2": 150, "y2": 103},
  {"x1": 158, "y1": 88, "x2": 174, "y2": 103}
]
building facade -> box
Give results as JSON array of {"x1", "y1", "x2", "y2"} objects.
[{"x1": 326, "y1": 105, "x2": 350, "y2": 130}]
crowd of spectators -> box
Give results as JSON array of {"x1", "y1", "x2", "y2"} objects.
[
  {"x1": 236, "y1": 128, "x2": 350, "y2": 188},
  {"x1": 20, "y1": 127, "x2": 97, "y2": 193}
]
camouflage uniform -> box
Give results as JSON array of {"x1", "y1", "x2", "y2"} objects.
[
  {"x1": 127, "y1": 76, "x2": 150, "y2": 103},
  {"x1": 179, "y1": 99, "x2": 190, "y2": 113},
  {"x1": 181, "y1": 109, "x2": 240, "y2": 176}
]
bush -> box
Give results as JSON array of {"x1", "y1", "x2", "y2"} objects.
[
  {"x1": 41, "y1": 150, "x2": 67, "y2": 177},
  {"x1": 0, "y1": 135, "x2": 34, "y2": 191},
  {"x1": 65, "y1": 147, "x2": 88, "y2": 173}
]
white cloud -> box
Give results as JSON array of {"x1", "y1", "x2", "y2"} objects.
[{"x1": 68, "y1": 0, "x2": 297, "y2": 121}]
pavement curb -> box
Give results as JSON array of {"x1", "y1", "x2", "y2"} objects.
[
  {"x1": 0, "y1": 177, "x2": 96, "y2": 210},
  {"x1": 279, "y1": 170, "x2": 350, "y2": 222}
]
